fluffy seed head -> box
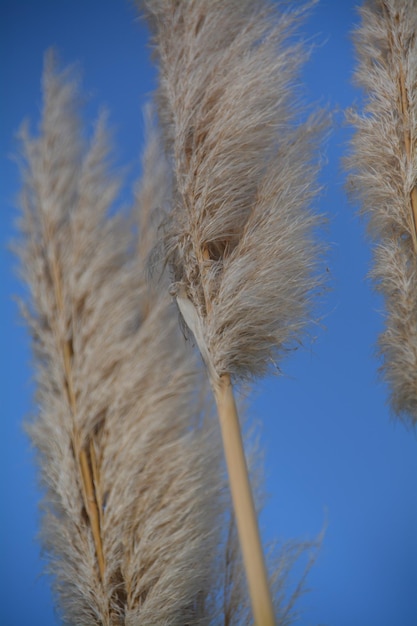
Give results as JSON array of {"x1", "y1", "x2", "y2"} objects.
[
  {"x1": 16, "y1": 52, "x2": 224, "y2": 624},
  {"x1": 141, "y1": 0, "x2": 327, "y2": 382},
  {"x1": 347, "y1": 0, "x2": 417, "y2": 426}
]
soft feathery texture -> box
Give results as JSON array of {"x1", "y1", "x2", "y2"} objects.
[
  {"x1": 347, "y1": 0, "x2": 417, "y2": 426},
  {"x1": 136, "y1": 113, "x2": 319, "y2": 626},
  {"x1": 16, "y1": 54, "x2": 317, "y2": 625},
  {"x1": 140, "y1": 0, "x2": 326, "y2": 382},
  {"x1": 16, "y1": 52, "x2": 225, "y2": 625}
]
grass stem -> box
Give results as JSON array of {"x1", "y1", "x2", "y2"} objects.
[
  {"x1": 213, "y1": 373, "x2": 275, "y2": 626},
  {"x1": 50, "y1": 248, "x2": 105, "y2": 581}
]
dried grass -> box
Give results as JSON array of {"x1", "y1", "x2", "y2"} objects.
[
  {"x1": 347, "y1": 0, "x2": 417, "y2": 426},
  {"x1": 16, "y1": 53, "x2": 224, "y2": 625},
  {"x1": 141, "y1": 0, "x2": 327, "y2": 383},
  {"x1": 139, "y1": 2, "x2": 327, "y2": 623}
]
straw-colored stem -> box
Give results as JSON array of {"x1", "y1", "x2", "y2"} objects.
[
  {"x1": 78, "y1": 445, "x2": 105, "y2": 580},
  {"x1": 89, "y1": 439, "x2": 105, "y2": 548},
  {"x1": 398, "y1": 64, "x2": 417, "y2": 252},
  {"x1": 213, "y1": 373, "x2": 275, "y2": 626},
  {"x1": 200, "y1": 242, "x2": 274, "y2": 623},
  {"x1": 382, "y1": 2, "x2": 417, "y2": 252},
  {"x1": 50, "y1": 250, "x2": 105, "y2": 581}
]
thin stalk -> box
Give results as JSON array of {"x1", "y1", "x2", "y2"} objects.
[
  {"x1": 398, "y1": 64, "x2": 417, "y2": 251},
  {"x1": 78, "y1": 447, "x2": 105, "y2": 580},
  {"x1": 199, "y1": 244, "x2": 274, "y2": 623},
  {"x1": 382, "y1": 1, "x2": 417, "y2": 252},
  {"x1": 50, "y1": 250, "x2": 105, "y2": 581},
  {"x1": 213, "y1": 373, "x2": 275, "y2": 626}
]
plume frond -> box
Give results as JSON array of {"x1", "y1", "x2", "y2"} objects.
[
  {"x1": 139, "y1": 3, "x2": 327, "y2": 622},
  {"x1": 141, "y1": 0, "x2": 326, "y2": 382},
  {"x1": 347, "y1": 0, "x2": 417, "y2": 426},
  {"x1": 17, "y1": 51, "x2": 224, "y2": 625}
]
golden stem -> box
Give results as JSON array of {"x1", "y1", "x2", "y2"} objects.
[
  {"x1": 50, "y1": 251, "x2": 105, "y2": 581},
  {"x1": 383, "y1": 2, "x2": 417, "y2": 252},
  {"x1": 89, "y1": 440, "x2": 104, "y2": 537},
  {"x1": 199, "y1": 245, "x2": 212, "y2": 314},
  {"x1": 398, "y1": 64, "x2": 417, "y2": 253},
  {"x1": 213, "y1": 373, "x2": 275, "y2": 626},
  {"x1": 198, "y1": 243, "x2": 274, "y2": 621},
  {"x1": 79, "y1": 447, "x2": 105, "y2": 580}
]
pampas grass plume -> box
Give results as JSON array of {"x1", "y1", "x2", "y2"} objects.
[
  {"x1": 142, "y1": 0, "x2": 325, "y2": 382},
  {"x1": 16, "y1": 52, "x2": 225, "y2": 625},
  {"x1": 347, "y1": 0, "x2": 417, "y2": 427},
  {"x1": 139, "y1": 2, "x2": 327, "y2": 623}
]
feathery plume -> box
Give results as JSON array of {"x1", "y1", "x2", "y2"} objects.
[
  {"x1": 347, "y1": 0, "x2": 417, "y2": 427},
  {"x1": 139, "y1": 2, "x2": 326, "y2": 623},
  {"x1": 137, "y1": 113, "x2": 321, "y2": 626},
  {"x1": 16, "y1": 52, "x2": 224, "y2": 625}
]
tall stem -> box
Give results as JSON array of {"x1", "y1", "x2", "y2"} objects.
[
  {"x1": 50, "y1": 249, "x2": 105, "y2": 581},
  {"x1": 382, "y1": 2, "x2": 417, "y2": 252},
  {"x1": 198, "y1": 242, "x2": 274, "y2": 623},
  {"x1": 398, "y1": 63, "x2": 417, "y2": 252},
  {"x1": 213, "y1": 373, "x2": 275, "y2": 626}
]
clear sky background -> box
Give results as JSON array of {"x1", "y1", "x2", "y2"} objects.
[{"x1": 1, "y1": 1, "x2": 416, "y2": 625}]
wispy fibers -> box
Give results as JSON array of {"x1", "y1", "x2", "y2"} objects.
[
  {"x1": 347, "y1": 0, "x2": 417, "y2": 427},
  {"x1": 140, "y1": 2, "x2": 327, "y2": 623},
  {"x1": 139, "y1": 109, "x2": 321, "y2": 626},
  {"x1": 15, "y1": 53, "x2": 224, "y2": 625}
]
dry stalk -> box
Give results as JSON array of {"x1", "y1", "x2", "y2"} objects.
[
  {"x1": 50, "y1": 248, "x2": 105, "y2": 581},
  {"x1": 398, "y1": 65, "x2": 417, "y2": 249},
  {"x1": 213, "y1": 373, "x2": 275, "y2": 626},
  {"x1": 383, "y1": 2, "x2": 417, "y2": 251},
  {"x1": 141, "y1": 1, "x2": 327, "y2": 622},
  {"x1": 17, "y1": 54, "x2": 226, "y2": 624},
  {"x1": 200, "y1": 243, "x2": 274, "y2": 625}
]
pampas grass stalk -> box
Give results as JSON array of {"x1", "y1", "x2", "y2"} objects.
[
  {"x1": 213, "y1": 373, "x2": 272, "y2": 624},
  {"x1": 141, "y1": 109, "x2": 320, "y2": 626},
  {"x1": 141, "y1": 2, "x2": 326, "y2": 623},
  {"x1": 16, "y1": 52, "x2": 228, "y2": 624},
  {"x1": 347, "y1": 0, "x2": 417, "y2": 426},
  {"x1": 206, "y1": 421, "x2": 321, "y2": 626}
]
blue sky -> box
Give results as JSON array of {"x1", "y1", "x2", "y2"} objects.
[{"x1": 1, "y1": 1, "x2": 416, "y2": 625}]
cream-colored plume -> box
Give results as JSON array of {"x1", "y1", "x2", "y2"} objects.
[
  {"x1": 141, "y1": 0, "x2": 326, "y2": 383},
  {"x1": 139, "y1": 2, "x2": 326, "y2": 624},
  {"x1": 16, "y1": 52, "x2": 224, "y2": 625},
  {"x1": 347, "y1": 0, "x2": 417, "y2": 427},
  {"x1": 136, "y1": 110, "x2": 319, "y2": 626}
]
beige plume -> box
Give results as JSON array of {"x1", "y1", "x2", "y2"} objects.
[
  {"x1": 347, "y1": 0, "x2": 417, "y2": 426},
  {"x1": 139, "y1": 2, "x2": 327, "y2": 623},
  {"x1": 16, "y1": 52, "x2": 225, "y2": 625},
  {"x1": 136, "y1": 109, "x2": 320, "y2": 626}
]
